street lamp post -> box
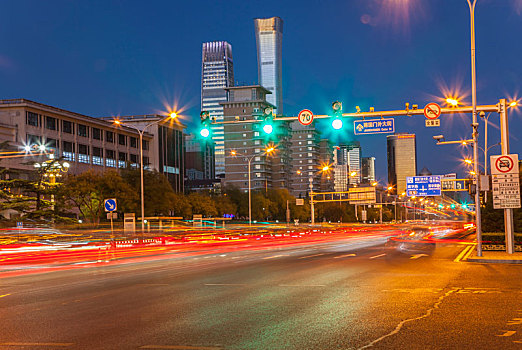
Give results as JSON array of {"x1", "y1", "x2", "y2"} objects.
[
  {"x1": 114, "y1": 113, "x2": 177, "y2": 231},
  {"x1": 466, "y1": 0, "x2": 483, "y2": 256},
  {"x1": 248, "y1": 147, "x2": 275, "y2": 226}
]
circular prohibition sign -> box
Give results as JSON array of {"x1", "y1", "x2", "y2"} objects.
[
  {"x1": 495, "y1": 155, "x2": 514, "y2": 173},
  {"x1": 424, "y1": 103, "x2": 442, "y2": 120}
]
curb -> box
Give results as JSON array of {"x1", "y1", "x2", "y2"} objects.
[{"x1": 466, "y1": 257, "x2": 522, "y2": 264}]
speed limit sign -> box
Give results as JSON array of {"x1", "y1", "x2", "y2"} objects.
[{"x1": 298, "y1": 109, "x2": 313, "y2": 126}]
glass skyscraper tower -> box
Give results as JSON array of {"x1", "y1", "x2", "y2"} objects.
[
  {"x1": 254, "y1": 17, "x2": 283, "y2": 114},
  {"x1": 201, "y1": 41, "x2": 234, "y2": 177}
]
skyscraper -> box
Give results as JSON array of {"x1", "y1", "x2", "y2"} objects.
[
  {"x1": 201, "y1": 41, "x2": 234, "y2": 178},
  {"x1": 254, "y1": 17, "x2": 283, "y2": 114},
  {"x1": 362, "y1": 157, "x2": 376, "y2": 184},
  {"x1": 387, "y1": 133, "x2": 417, "y2": 195},
  {"x1": 334, "y1": 142, "x2": 362, "y2": 187}
]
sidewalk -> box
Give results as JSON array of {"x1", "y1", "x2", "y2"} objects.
[{"x1": 467, "y1": 249, "x2": 522, "y2": 264}]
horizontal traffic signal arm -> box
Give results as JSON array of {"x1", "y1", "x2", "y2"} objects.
[{"x1": 207, "y1": 104, "x2": 500, "y2": 125}]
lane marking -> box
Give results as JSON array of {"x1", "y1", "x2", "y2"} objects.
[
  {"x1": 0, "y1": 343, "x2": 73, "y2": 347},
  {"x1": 369, "y1": 254, "x2": 386, "y2": 259},
  {"x1": 410, "y1": 254, "x2": 428, "y2": 260},
  {"x1": 204, "y1": 283, "x2": 247, "y2": 286},
  {"x1": 454, "y1": 245, "x2": 473, "y2": 262},
  {"x1": 496, "y1": 330, "x2": 516, "y2": 337},
  {"x1": 298, "y1": 253, "x2": 325, "y2": 259},
  {"x1": 334, "y1": 253, "x2": 356, "y2": 259},
  {"x1": 0, "y1": 294, "x2": 11, "y2": 298},
  {"x1": 279, "y1": 284, "x2": 325, "y2": 287},
  {"x1": 263, "y1": 254, "x2": 288, "y2": 260},
  {"x1": 140, "y1": 346, "x2": 222, "y2": 350},
  {"x1": 463, "y1": 245, "x2": 475, "y2": 260}
]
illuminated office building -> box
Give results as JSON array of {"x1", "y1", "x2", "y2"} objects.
[
  {"x1": 254, "y1": 17, "x2": 283, "y2": 114},
  {"x1": 387, "y1": 133, "x2": 417, "y2": 195}
]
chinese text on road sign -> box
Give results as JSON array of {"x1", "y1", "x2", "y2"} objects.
[
  {"x1": 353, "y1": 118, "x2": 394, "y2": 135},
  {"x1": 406, "y1": 176, "x2": 442, "y2": 197},
  {"x1": 490, "y1": 154, "x2": 520, "y2": 209}
]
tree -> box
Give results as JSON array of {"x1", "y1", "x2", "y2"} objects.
[
  {"x1": 170, "y1": 192, "x2": 191, "y2": 218},
  {"x1": 213, "y1": 195, "x2": 237, "y2": 218},
  {"x1": 120, "y1": 168, "x2": 177, "y2": 216},
  {"x1": 60, "y1": 170, "x2": 138, "y2": 225},
  {"x1": 187, "y1": 193, "x2": 217, "y2": 217}
]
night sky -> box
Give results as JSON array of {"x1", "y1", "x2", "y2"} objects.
[{"x1": 1, "y1": 0, "x2": 521, "y2": 182}]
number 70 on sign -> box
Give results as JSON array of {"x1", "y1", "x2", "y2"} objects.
[{"x1": 298, "y1": 109, "x2": 314, "y2": 126}]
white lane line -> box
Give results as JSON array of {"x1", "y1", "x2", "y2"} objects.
[
  {"x1": 298, "y1": 253, "x2": 325, "y2": 259},
  {"x1": 334, "y1": 253, "x2": 356, "y2": 259},
  {"x1": 204, "y1": 283, "x2": 247, "y2": 286},
  {"x1": 0, "y1": 343, "x2": 74, "y2": 347},
  {"x1": 279, "y1": 284, "x2": 325, "y2": 287},
  {"x1": 263, "y1": 254, "x2": 288, "y2": 260},
  {"x1": 140, "y1": 346, "x2": 222, "y2": 350},
  {"x1": 369, "y1": 253, "x2": 386, "y2": 259}
]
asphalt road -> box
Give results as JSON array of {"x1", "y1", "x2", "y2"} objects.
[{"x1": 0, "y1": 230, "x2": 521, "y2": 349}]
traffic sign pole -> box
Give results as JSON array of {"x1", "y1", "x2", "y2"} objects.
[{"x1": 499, "y1": 99, "x2": 515, "y2": 254}]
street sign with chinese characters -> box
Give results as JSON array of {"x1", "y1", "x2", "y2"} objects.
[
  {"x1": 353, "y1": 118, "x2": 394, "y2": 135},
  {"x1": 406, "y1": 176, "x2": 442, "y2": 197},
  {"x1": 490, "y1": 154, "x2": 520, "y2": 209},
  {"x1": 425, "y1": 119, "x2": 440, "y2": 127}
]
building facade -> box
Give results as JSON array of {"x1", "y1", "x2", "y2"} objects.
[
  {"x1": 185, "y1": 133, "x2": 214, "y2": 180},
  {"x1": 334, "y1": 142, "x2": 362, "y2": 188},
  {"x1": 387, "y1": 133, "x2": 417, "y2": 195},
  {"x1": 361, "y1": 156, "x2": 376, "y2": 184},
  {"x1": 106, "y1": 115, "x2": 185, "y2": 193},
  {"x1": 221, "y1": 85, "x2": 290, "y2": 192},
  {"x1": 0, "y1": 99, "x2": 154, "y2": 178},
  {"x1": 201, "y1": 41, "x2": 234, "y2": 178},
  {"x1": 254, "y1": 17, "x2": 283, "y2": 114}
]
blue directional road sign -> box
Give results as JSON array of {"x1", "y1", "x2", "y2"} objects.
[
  {"x1": 354, "y1": 118, "x2": 395, "y2": 135},
  {"x1": 104, "y1": 198, "x2": 117, "y2": 212},
  {"x1": 406, "y1": 176, "x2": 442, "y2": 197}
]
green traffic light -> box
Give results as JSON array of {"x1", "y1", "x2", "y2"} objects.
[{"x1": 200, "y1": 128, "x2": 210, "y2": 138}]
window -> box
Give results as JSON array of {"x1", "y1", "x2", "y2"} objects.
[
  {"x1": 143, "y1": 156, "x2": 150, "y2": 168},
  {"x1": 255, "y1": 157, "x2": 260, "y2": 161},
  {"x1": 78, "y1": 124, "x2": 89, "y2": 138},
  {"x1": 118, "y1": 152, "x2": 127, "y2": 168},
  {"x1": 46, "y1": 138, "x2": 58, "y2": 153},
  {"x1": 26, "y1": 112, "x2": 39, "y2": 127},
  {"x1": 45, "y1": 116, "x2": 57, "y2": 131},
  {"x1": 142, "y1": 140, "x2": 149, "y2": 150},
  {"x1": 62, "y1": 120, "x2": 74, "y2": 134},
  {"x1": 105, "y1": 131, "x2": 114, "y2": 143},
  {"x1": 254, "y1": 140, "x2": 260, "y2": 145},
  {"x1": 308, "y1": 160, "x2": 313, "y2": 163},
  {"x1": 308, "y1": 153, "x2": 313, "y2": 157},
  {"x1": 130, "y1": 137, "x2": 137, "y2": 148},
  {"x1": 307, "y1": 141, "x2": 312, "y2": 144},
  {"x1": 92, "y1": 128, "x2": 102, "y2": 140},
  {"x1": 130, "y1": 154, "x2": 138, "y2": 165},
  {"x1": 105, "y1": 149, "x2": 116, "y2": 167},
  {"x1": 308, "y1": 134, "x2": 313, "y2": 138},
  {"x1": 62, "y1": 141, "x2": 74, "y2": 161},
  {"x1": 78, "y1": 144, "x2": 89, "y2": 164},
  {"x1": 254, "y1": 132, "x2": 259, "y2": 137},
  {"x1": 243, "y1": 133, "x2": 246, "y2": 138},
  {"x1": 118, "y1": 134, "x2": 126, "y2": 146},
  {"x1": 92, "y1": 147, "x2": 103, "y2": 165},
  {"x1": 26, "y1": 134, "x2": 41, "y2": 146},
  {"x1": 308, "y1": 166, "x2": 313, "y2": 170},
  {"x1": 255, "y1": 165, "x2": 261, "y2": 169}
]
